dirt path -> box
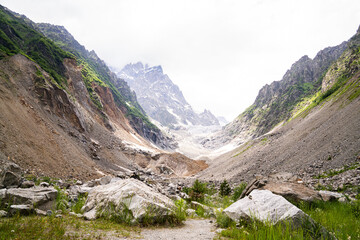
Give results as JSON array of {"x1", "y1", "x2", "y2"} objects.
[{"x1": 136, "y1": 219, "x2": 216, "y2": 240}]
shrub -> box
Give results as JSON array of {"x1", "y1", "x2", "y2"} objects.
[
  {"x1": 220, "y1": 180, "x2": 231, "y2": 196},
  {"x1": 71, "y1": 193, "x2": 87, "y2": 214},
  {"x1": 216, "y1": 211, "x2": 234, "y2": 228},
  {"x1": 54, "y1": 186, "x2": 69, "y2": 212},
  {"x1": 188, "y1": 179, "x2": 208, "y2": 203},
  {"x1": 174, "y1": 199, "x2": 187, "y2": 222},
  {"x1": 232, "y1": 182, "x2": 247, "y2": 202}
]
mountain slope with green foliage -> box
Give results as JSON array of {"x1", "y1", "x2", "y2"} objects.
[
  {"x1": 35, "y1": 23, "x2": 164, "y2": 138},
  {"x1": 0, "y1": 5, "x2": 73, "y2": 87},
  {"x1": 202, "y1": 40, "x2": 348, "y2": 149},
  {"x1": 0, "y1": 5, "x2": 174, "y2": 148}
]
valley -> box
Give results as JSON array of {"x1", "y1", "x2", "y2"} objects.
[{"x1": 0, "y1": 3, "x2": 359, "y2": 240}]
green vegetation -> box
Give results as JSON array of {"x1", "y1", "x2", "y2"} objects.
[
  {"x1": 220, "y1": 180, "x2": 231, "y2": 196},
  {"x1": 0, "y1": 214, "x2": 140, "y2": 239},
  {"x1": 216, "y1": 200, "x2": 360, "y2": 239},
  {"x1": 183, "y1": 179, "x2": 212, "y2": 203},
  {"x1": 54, "y1": 186, "x2": 70, "y2": 213},
  {"x1": 232, "y1": 143, "x2": 253, "y2": 158},
  {"x1": 0, "y1": 7, "x2": 158, "y2": 134},
  {"x1": 232, "y1": 182, "x2": 247, "y2": 202},
  {"x1": 37, "y1": 22, "x2": 158, "y2": 131},
  {"x1": 0, "y1": 6, "x2": 73, "y2": 87},
  {"x1": 71, "y1": 193, "x2": 87, "y2": 214},
  {"x1": 314, "y1": 162, "x2": 360, "y2": 179},
  {"x1": 174, "y1": 198, "x2": 187, "y2": 222}
]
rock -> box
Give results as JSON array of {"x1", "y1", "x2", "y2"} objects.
[
  {"x1": 46, "y1": 210, "x2": 53, "y2": 216},
  {"x1": 55, "y1": 214, "x2": 63, "y2": 218},
  {"x1": 0, "y1": 210, "x2": 7, "y2": 217},
  {"x1": 40, "y1": 182, "x2": 50, "y2": 187},
  {"x1": 224, "y1": 190, "x2": 311, "y2": 224},
  {"x1": 75, "y1": 180, "x2": 83, "y2": 185},
  {"x1": 20, "y1": 180, "x2": 35, "y2": 188},
  {"x1": 261, "y1": 182, "x2": 321, "y2": 202},
  {"x1": 35, "y1": 209, "x2": 47, "y2": 216},
  {"x1": 9, "y1": 204, "x2": 34, "y2": 216},
  {"x1": 186, "y1": 209, "x2": 196, "y2": 216},
  {"x1": 116, "y1": 172, "x2": 126, "y2": 179},
  {"x1": 0, "y1": 162, "x2": 22, "y2": 188},
  {"x1": 224, "y1": 189, "x2": 332, "y2": 239},
  {"x1": 240, "y1": 178, "x2": 268, "y2": 199},
  {"x1": 69, "y1": 211, "x2": 83, "y2": 218},
  {"x1": 0, "y1": 189, "x2": 6, "y2": 199},
  {"x1": 5, "y1": 187, "x2": 57, "y2": 211},
  {"x1": 82, "y1": 178, "x2": 175, "y2": 222},
  {"x1": 319, "y1": 190, "x2": 344, "y2": 201}
]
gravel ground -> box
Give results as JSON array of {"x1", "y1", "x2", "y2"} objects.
[{"x1": 136, "y1": 219, "x2": 216, "y2": 240}]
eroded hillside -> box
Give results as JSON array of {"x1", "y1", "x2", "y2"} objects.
[
  {"x1": 199, "y1": 26, "x2": 360, "y2": 184},
  {"x1": 0, "y1": 5, "x2": 204, "y2": 180}
]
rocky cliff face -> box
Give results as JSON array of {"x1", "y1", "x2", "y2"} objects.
[
  {"x1": 114, "y1": 62, "x2": 219, "y2": 129},
  {"x1": 199, "y1": 26, "x2": 360, "y2": 185},
  {"x1": 35, "y1": 23, "x2": 176, "y2": 149},
  {"x1": 203, "y1": 41, "x2": 348, "y2": 149}
]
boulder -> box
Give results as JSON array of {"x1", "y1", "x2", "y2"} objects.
[
  {"x1": 82, "y1": 178, "x2": 175, "y2": 223},
  {"x1": 262, "y1": 182, "x2": 321, "y2": 202},
  {"x1": 0, "y1": 162, "x2": 22, "y2": 188},
  {"x1": 0, "y1": 210, "x2": 7, "y2": 217},
  {"x1": 240, "y1": 177, "x2": 321, "y2": 202},
  {"x1": 2, "y1": 187, "x2": 57, "y2": 211},
  {"x1": 9, "y1": 204, "x2": 34, "y2": 216},
  {"x1": 20, "y1": 180, "x2": 35, "y2": 188},
  {"x1": 319, "y1": 190, "x2": 344, "y2": 202},
  {"x1": 224, "y1": 190, "x2": 310, "y2": 226}
]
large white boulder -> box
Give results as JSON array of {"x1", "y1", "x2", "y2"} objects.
[
  {"x1": 82, "y1": 178, "x2": 175, "y2": 222},
  {"x1": 224, "y1": 189, "x2": 308, "y2": 225}
]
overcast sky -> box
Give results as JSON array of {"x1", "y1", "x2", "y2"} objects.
[{"x1": 1, "y1": 0, "x2": 359, "y2": 121}]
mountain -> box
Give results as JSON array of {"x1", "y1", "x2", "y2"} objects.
[
  {"x1": 199, "y1": 26, "x2": 360, "y2": 186},
  {"x1": 113, "y1": 62, "x2": 220, "y2": 129},
  {"x1": 34, "y1": 23, "x2": 177, "y2": 149},
  {"x1": 202, "y1": 40, "x2": 348, "y2": 149},
  {"x1": 0, "y1": 5, "x2": 211, "y2": 180}
]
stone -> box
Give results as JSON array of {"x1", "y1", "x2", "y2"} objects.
[
  {"x1": 40, "y1": 182, "x2": 50, "y2": 187},
  {"x1": 75, "y1": 180, "x2": 83, "y2": 185},
  {"x1": 319, "y1": 190, "x2": 344, "y2": 201},
  {"x1": 35, "y1": 208, "x2": 47, "y2": 216},
  {"x1": 262, "y1": 182, "x2": 321, "y2": 202},
  {"x1": 0, "y1": 162, "x2": 22, "y2": 188},
  {"x1": 0, "y1": 210, "x2": 7, "y2": 217},
  {"x1": 5, "y1": 187, "x2": 57, "y2": 211},
  {"x1": 224, "y1": 190, "x2": 310, "y2": 225},
  {"x1": 55, "y1": 214, "x2": 63, "y2": 218},
  {"x1": 82, "y1": 178, "x2": 175, "y2": 222},
  {"x1": 20, "y1": 180, "x2": 35, "y2": 188},
  {"x1": 0, "y1": 189, "x2": 6, "y2": 199},
  {"x1": 9, "y1": 204, "x2": 34, "y2": 216},
  {"x1": 46, "y1": 210, "x2": 53, "y2": 216},
  {"x1": 69, "y1": 211, "x2": 84, "y2": 218},
  {"x1": 186, "y1": 209, "x2": 196, "y2": 216}
]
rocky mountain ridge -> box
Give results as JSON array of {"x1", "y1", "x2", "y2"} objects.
[
  {"x1": 198, "y1": 26, "x2": 360, "y2": 191},
  {"x1": 113, "y1": 62, "x2": 220, "y2": 129},
  {"x1": 202, "y1": 40, "x2": 348, "y2": 149}
]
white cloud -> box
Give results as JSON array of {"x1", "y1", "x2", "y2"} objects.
[{"x1": 1, "y1": 0, "x2": 359, "y2": 120}]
